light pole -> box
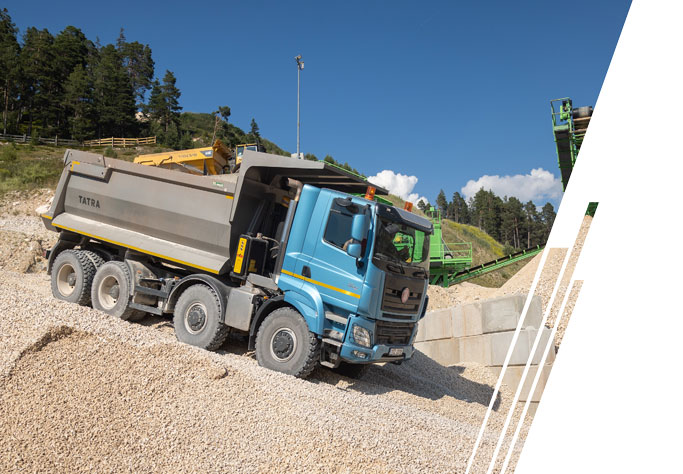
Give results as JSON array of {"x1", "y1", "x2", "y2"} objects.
[{"x1": 295, "y1": 54, "x2": 304, "y2": 159}]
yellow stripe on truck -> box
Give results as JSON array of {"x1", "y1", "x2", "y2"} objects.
[
  {"x1": 51, "y1": 222, "x2": 220, "y2": 274},
  {"x1": 280, "y1": 269, "x2": 360, "y2": 299}
]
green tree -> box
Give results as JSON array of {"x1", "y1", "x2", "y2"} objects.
[
  {"x1": 116, "y1": 29, "x2": 154, "y2": 108},
  {"x1": 147, "y1": 70, "x2": 181, "y2": 142},
  {"x1": 19, "y1": 27, "x2": 57, "y2": 135},
  {"x1": 436, "y1": 189, "x2": 448, "y2": 217},
  {"x1": 52, "y1": 26, "x2": 93, "y2": 135},
  {"x1": 451, "y1": 192, "x2": 469, "y2": 224},
  {"x1": 540, "y1": 202, "x2": 556, "y2": 242},
  {"x1": 249, "y1": 118, "x2": 260, "y2": 143},
  {"x1": 92, "y1": 44, "x2": 136, "y2": 137},
  {"x1": 0, "y1": 8, "x2": 20, "y2": 134},
  {"x1": 501, "y1": 196, "x2": 524, "y2": 249},
  {"x1": 63, "y1": 64, "x2": 96, "y2": 141}
]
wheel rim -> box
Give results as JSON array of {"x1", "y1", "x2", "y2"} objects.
[
  {"x1": 98, "y1": 275, "x2": 120, "y2": 310},
  {"x1": 56, "y1": 263, "x2": 76, "y2": 296},
  {"x1": 185, "y1": 302, "x2": 207, "y2": 334},
  {"x1": 270, "y1": 328, "x2": 298, "y2": 362}
]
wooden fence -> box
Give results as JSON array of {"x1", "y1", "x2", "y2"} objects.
[
  {"x1": 0, "y1": 133, "x2": 156, "y2": 148},
  {"x1": 0, "y1": 133, "x2": 79, "y2": 146},
  {"x1": 83, "y1": 136, "x2": 156, "y2": 147}
]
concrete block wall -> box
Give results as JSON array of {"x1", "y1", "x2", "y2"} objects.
[{"x1": 413, "y1": 294, "x2": 555, "y2": 407}]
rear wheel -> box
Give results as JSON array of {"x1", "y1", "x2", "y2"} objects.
[
  {"x1": 51, "y1": 250, "x2": 96, "y2": 306},
  {"x1": 173, "y1": 284, "x2": 229, "y2": 350},
  {"x1": 255, "y1": 307, "x2": 320, "y2": 378},
  {"x1": 91, "y1": 261, "x2": 139, "y2": 321}
]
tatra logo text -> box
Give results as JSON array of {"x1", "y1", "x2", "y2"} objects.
[{"x1": 78, "y1": 195, "x2": 101, "y2": 208}]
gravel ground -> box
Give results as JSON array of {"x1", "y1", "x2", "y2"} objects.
[{"x1": 0, "y1": 271, "x2": 529, "y2": 473}]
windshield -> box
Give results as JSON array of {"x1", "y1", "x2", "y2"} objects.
[{"x1": 373, "y1": 215, "x2": 430, "y2": 268}]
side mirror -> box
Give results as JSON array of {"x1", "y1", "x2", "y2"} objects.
[
  {"x1": 346, "y1": 242, "x2": 362, "y2": 259},
  {"x1": 351, "y1": 213, "x2": 369, "y2": 241}
]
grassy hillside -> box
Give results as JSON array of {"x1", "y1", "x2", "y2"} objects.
[{"x1": 180, "y1": 112, "x2": 290, "y2": 157}]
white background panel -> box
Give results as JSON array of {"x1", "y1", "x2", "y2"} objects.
[{"x1": 517, "y1": 0, "x2": 683, "y2": 472}]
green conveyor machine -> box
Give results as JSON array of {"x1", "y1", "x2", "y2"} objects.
[{"x1": 551, "y1": 97, "x2": 598, "y2": 216}]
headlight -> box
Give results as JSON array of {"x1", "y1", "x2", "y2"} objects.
[{"x1": 352, "y1": 324, "x2": 372, "y2": 348}]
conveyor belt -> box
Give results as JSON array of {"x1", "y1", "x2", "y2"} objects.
[{"x1": 446, "y1": 244, "x2": 545, "y2": 286}]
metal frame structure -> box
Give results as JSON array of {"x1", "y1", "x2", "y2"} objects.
[{"x1": 425, "y1": 208, "x2": 473, "y2": 287}]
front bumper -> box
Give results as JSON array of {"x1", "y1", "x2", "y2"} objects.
[{"x1": 338, "y1": 314, "x2": 417, "y2": 364}]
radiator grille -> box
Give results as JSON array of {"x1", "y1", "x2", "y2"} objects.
[{"x1": 375, "y1": 321, "x2": 415, "y2": 346}]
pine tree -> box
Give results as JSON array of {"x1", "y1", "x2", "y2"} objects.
[
  {"x1": 436, "y1": 189, "x2": 448, "y2": 217},
  {"x1": 52, "y1": 26, "x2": 92, "y2": 135},
  {"x1": 0, "y1": 8, "x2": 19, "y2": 134},
  {"x1": 451, "y1": 192, "x2": 469, "y2": 224},
  {"x1": 540, "y1": 203, "x2": 556, "y2": 242},
  {"x1": 63, "y1": 64, "x2": 96, "y2": 141},
  {"x1": 250, "y1": 118, "x2": 260, "y2": 139},
  {"x1": 117, "y1": 29, "x2": 154, "y2": 109},
  {"x1": 92, "y1": 44, "x2": 136, "y2": 137},
  {"x1": 19, "y1": 27, "x2": 57, "y2": 135},
  {"x1": 145, "y1": 70, "x2": 182, "y2": 145}
]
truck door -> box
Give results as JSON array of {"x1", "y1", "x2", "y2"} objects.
[{"x1": 307, "y1": 198, "x2": 366, "y2": 314}]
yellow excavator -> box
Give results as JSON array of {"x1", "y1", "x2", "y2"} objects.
[{"x1": 134, "y1": 141, "x2": 265, "y2": 175}]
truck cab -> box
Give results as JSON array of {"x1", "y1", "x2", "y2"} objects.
[{"x1": 277, "y1": 186, "x2": 431, "y2": 369}]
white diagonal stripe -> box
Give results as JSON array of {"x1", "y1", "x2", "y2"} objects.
[
  {"x1": 500, "y1": 280, "x2": 578, "y2": 473},
  {"x1": 464, "y1": 247, "x2": 550, "y2": 474},
  {"x1": 486, "y1": 247, "x2": 575, "y2": 474}
]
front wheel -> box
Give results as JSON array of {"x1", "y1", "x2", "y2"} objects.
[{"x1": 255, "y1": 307, "x2": 320, "y2": 378}]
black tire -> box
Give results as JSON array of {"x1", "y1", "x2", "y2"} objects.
[
  {"x1": 91, "y1": 261, "x2": 138, "y2": 321},
  {"x1": 81, "y1": 250, "x2": 106, "y2": 269},
  {"x1": 332, "y1": 361, "x2": 370, "y2": 379},
  {"x1": 173, "y1": 284, "x2": 229, "y2": 351},
  {"x1": 255, "y1": 307, "x2": 320, "y2": 378},
  {"x1": 51, "y1": 250, "x2": 97, "y2": 306}
]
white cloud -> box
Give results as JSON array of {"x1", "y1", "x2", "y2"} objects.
[
  {"x1": 461, "y1": 168, "x2": 562, "y2": 203},
  {"x1": 367, "y1": 170, "x2": 428, "y2": 205}
]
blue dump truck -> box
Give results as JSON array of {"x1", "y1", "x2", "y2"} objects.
[{"x1": 41, "y1": 150, "x2": 432, "y2": 378}]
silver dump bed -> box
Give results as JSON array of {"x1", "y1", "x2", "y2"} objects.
[{"x1": 42, "y1": 149, "x2": 385, "y2": 275}]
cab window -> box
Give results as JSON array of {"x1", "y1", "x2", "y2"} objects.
[{"x1": 323, "y1": 201, "x2": 354, "y2": 249}]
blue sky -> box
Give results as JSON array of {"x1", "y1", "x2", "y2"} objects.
[{"x1": 7, "y1": 0, "x2": 630, "y2": 207}]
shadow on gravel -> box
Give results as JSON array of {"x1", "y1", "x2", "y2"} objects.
[
  {"x1": 136, "y1": 316, "x2": 499, "y2": 409},
  {"x1": 310, "y1": 352, "x2": 501, "y2": 410}
]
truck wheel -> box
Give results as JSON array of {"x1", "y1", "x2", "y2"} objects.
[
  {"x1": 81, "y1": 250, "x2": 106, "y2": 269},
  {"x1": 332, "y1": 362, "x2": 369, "y2": 379},
  {"x1": 91, "y1": 261, "x2": 139, "y2": 321},
  {"x1": 255, "y1": 307, "x2": 320, "y2": 378},
  {"x1": 173, "y1": 284, "x2": 229, "y2": 351},
  {"x1": 51, "y1": 250, "x2": 97, "y2": 306}
]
